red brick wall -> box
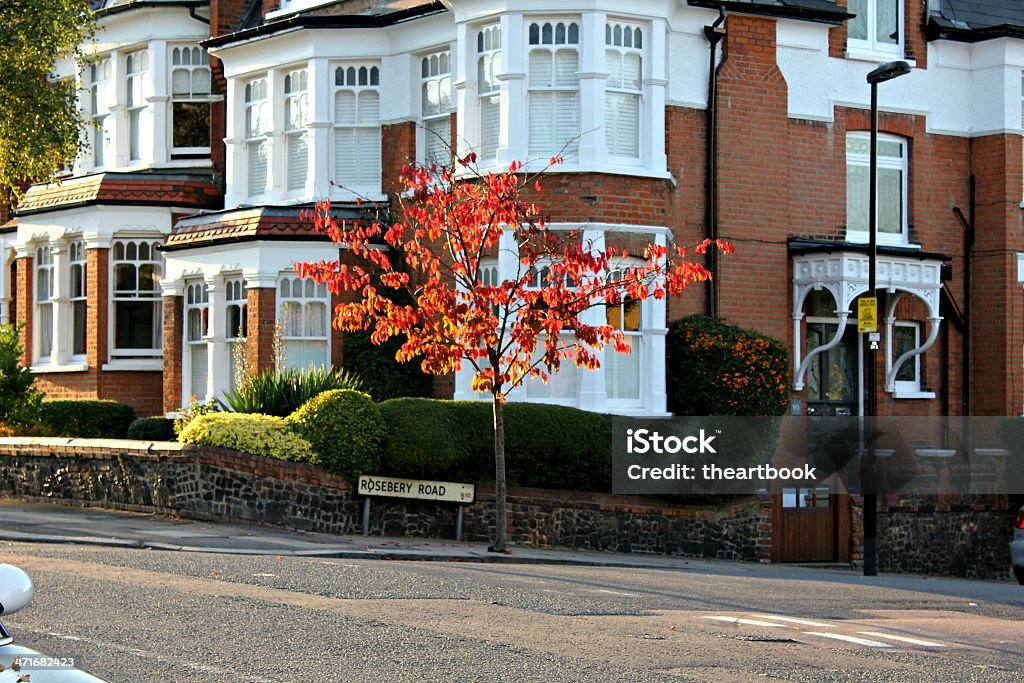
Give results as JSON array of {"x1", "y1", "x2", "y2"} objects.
[
  {"x1": 163, "y1": 295, "x2": 184, "y2": 414},
  {"x1": 247, "y1": 287, "x2": 277, "y2": 375},
  {"x1": 382, "y1": 121, "x2": 417, "y2": 197},
  {"x1": 87, "y1": 248, "x2": 108, "y2": 372},
  {"x1": 14, "y1": 256, "x2": 31, "y2": 366}
]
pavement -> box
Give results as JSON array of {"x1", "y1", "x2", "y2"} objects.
[{"x1": 0, "y1": 501, "x2": 713, "y2": 570}]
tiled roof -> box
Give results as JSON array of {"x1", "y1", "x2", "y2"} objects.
[
  {"x1": 164, "y1": 204, "x2": 373, "y2": 250},
  {"x1": 16, "y1": 172, "x2": 221, "y2": 216},
  {"x1": 686, "y1": 0, "x2": 850, "y2": 22},
  {"x1": 937, "y1": 1, "x2": 1024, "y2": 29}
]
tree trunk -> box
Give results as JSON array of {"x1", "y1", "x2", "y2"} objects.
[{"x1": 490, "y1": 396, "x2": 509, "y2": 552}]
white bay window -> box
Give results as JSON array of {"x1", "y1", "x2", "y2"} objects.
[
  {"x1": 605, "y1": 22, "x2": 643, "y2": 160},
  {"x1": 527, "y1": 21, "x2": 580, "y2": 159},
  {"x1": 171, "y1": 46, "x2": 212, "y2": 155},
  {"x1": 69, "y1": 241, "x2": 87, "y2": 359},
  {"x1": 278, "y1": 275, "x2": 329, "y2": 370},
  {"x1": 126, "y1": 50, "x2": 149, "y2": 162},
  {"x1": 284, "y1": 69, "x2": 309, "y2": 193},
  {"x1": 245, "y1": 78, "x2": 270, "y2": 198},
  {"x1": 34, "y1": 246, "x2": 54, "y2": 363},
  {"x1": 333, "y1": 65, "x2": 381, "y2": 193},
  {"x1": 112, "y1": 239, "x2": 163, "y2": 358},
  {"x1": 185, "y1": 281, "x2": 209, "y2": 401},
  {"x1": 421, "y1": 50, "x2": 453, "y2": 166},
  {"x1": 477, "y1": 25, "x2": 502, "y2": 161}
]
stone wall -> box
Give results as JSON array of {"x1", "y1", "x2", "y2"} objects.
[{"x1": 0, "y1": 438, "x2": 772, "y2": 561}]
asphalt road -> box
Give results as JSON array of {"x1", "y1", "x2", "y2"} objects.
[{"x1": 1, "y1": 541, "x2": 1022, "y2": 683}]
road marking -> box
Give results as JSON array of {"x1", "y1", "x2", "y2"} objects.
[
  {"x1": 752, "y1": 615, "x2": 834, "y2": 628},
  {"x1": 703, "y1": 616, "x2": 786, "y2": 628},
  {"x1": 591, "y1": 589, "x2": 637, "y2": 597},
  {"x1": 804, "y1": 631, "x2": 892, "y2": 648},
  {"x1": 858, "y1": 631, "x2": 946, "y2": 647}
]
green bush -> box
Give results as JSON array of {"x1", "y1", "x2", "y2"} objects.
[
  {"x1": 341, "y1": 330, "x2": 435, "y2": 401},
  {"x1": 178, "y1": 412, "x2": 314, "y2": 462},
  {"x1": 667, "y1": 315, "x2": 789, "y2": 416},
  {"x1": 286, "y1": 389, "x2": 385, "y2": 481},
  {"x1": 217, "y1": 366, "x2": 363, "y2": 417},
  {"x1": 41, "y1": 400, "x2": 136, "y2": 438},
  {"x1": 127, "y1": 417, "x2": 176, "y2": 441},
  {"x1": 377, "y1": 398, "x2": 614, "y2": 491},
  {"x1": 0, "y1": 323, "x2": 44, "y2": 428}
]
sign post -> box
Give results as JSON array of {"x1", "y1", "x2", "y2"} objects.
[{"x1": 357, "y1": 475, "x2": 476, "y2": 539}]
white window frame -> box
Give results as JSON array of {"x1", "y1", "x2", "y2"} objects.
[
  {"x1": 332, "y1": 64, "x2": 381, "y2": 196},
  {"x1": 420, "y1": 49, "x2": 454, "y2": 167},
  {"x1": 845, "y1": 132, "x2": 909, "y2": 246},
  {"x1": 69, "y1": 240, "x2": 87, "y2": 362},
  {"x1": 847, "y1": 0, "x2": 904, "y2": 58},
  {"x1": 170, "y1": 45, "x2": 212, "y2": 156},
  {"x1": 526, "y1": 19, "x2": 581, "y2": 159},
  {"x1": 892, "y1": 320, "x2": 921, "y2": 395},
  {"x1": 89, "y1": 57, "x2": 113, "y2": 169},
  {"x1": 604, "y1": 261, "x2": 645, "y2": 406},
  {"x1": 244, "y1": 77, "x2": 270, "y2": 199},
  {"x1": 284, "y1": 68, "x2": 309, "y2": 195},
  {"x1": 34, "y1": 245, "x2": 54, "y2": 365},
  {"x1": 225, "y1": 277, "x2": 248, "y2": 390},
  {"x1": 184, "y1": 280, "x2": 210, "y2": 403},
  {"x1": 604, "y1": 21, "x2": 644, "y2": 162},
  {"x1": 277, "y1": 274, "x2": 330, "y2": 371},
  {"x1": 126, "y1": 49, "x2": 149, "y2": 163},
  {"x1": 110, "y1": 239, "x2": 163, "y2": 359},
  {"x1": 477, "y1": 24, "x2": 502, "y2": 162}
]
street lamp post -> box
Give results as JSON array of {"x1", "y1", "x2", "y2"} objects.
[{"x1": 863, "y1": 60, "x2": 911, "y2": 577}]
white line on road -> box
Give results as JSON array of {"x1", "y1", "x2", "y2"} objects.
[
  {"x1": 858, "y1": 632, "x2": 947, "y2": 647},
  {"x1": 590, "y1": 589, "x2": 638, "y2": 597},
  {"x1": 804, "y1": 631, "x2": 893, "y2": 648},
  {"x1": 702, "y1": 616, "x2": 786, "y2": 628},
  {"x1": 752, "y1": 615, "x2": 834, "y2": 628}
]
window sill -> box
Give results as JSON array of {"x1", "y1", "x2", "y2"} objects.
[
  {"x1": 102, "y1": 359, "x2": 164, "y2": 372},
  {"x1": 845, "y1": 49, "x2": 916, "y2": 69},
  {"x1": 470, "y1": 162, "x2": 672, "y2": 182},
  {"x1": 30, "y1": 363, "x2": 88, "y2": 374},
  {"x1": 892, "y1": 390, "x2": 935, "y2": 400},
  {"x1": 844, "y1": 232, "x2": 920, "y2": 249}
]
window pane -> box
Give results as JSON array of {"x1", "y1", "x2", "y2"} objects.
[
  {"x1": 115, "y1": 300, "x2": 158, "y2": 349},
  {"x1": 895, "y1": 325, "x2": 917, "y2": 382},
  {"x1": 623, "y1": 299, "x2": 641, "y2": 332},
  {"x1": 877, "y1": 0, "x2": 899, "y2": 45},
  {"x1": 73, "y1": 300, "x2": 87, "y2": 356},
  {"x1": 139, "y1": 264, "x2": 158, "y2": 291},
  {"x1": 846, "y1": 163, "x2": 869, "y2": 232},
  {"x1": 848, "y1": 0, "x2": 867, "y2": 40},
  {"x1": 115, "y1": 264, "x2": 137, "y2": 292},
  {"x1": 38, "y1": 303, "x2": 53, "y2": 358},
  {"x1": 282, "y1": 340, "x2": 327, "y2": 371},
  {"x1": 189, "y1": 343, "x2": 209, "y2": 400},
  {"x1": 877, "y1": 167, "x2": 903, "y2": 234},
  {"x1": 606, "y1": 335, "x2": 640, "y2": 400},
  {"x1": 173, "y1": 102, "x2": 210, "y2": 148}
]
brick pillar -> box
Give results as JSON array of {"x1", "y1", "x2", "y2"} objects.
[
  {"x1": 14, "y1": 255, "x2": 32, "y2": 366},
  {"x1": 162, "y1": 294, "x2": 184, "y2": 413},
  {"x1": 247, "y1": 287, "x2": 277, "y2": 375},
  {"x1": 86, "y1": 247, "x2": 109, "y2": 372}
]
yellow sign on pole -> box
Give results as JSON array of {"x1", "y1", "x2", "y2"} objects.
[{"x1": 858, "y1": 297, "x2": 878, "y2": 333}]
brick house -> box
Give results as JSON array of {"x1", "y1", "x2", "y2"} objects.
[{"x1": 2, "y1": 1, "x2": 1023, "y2": 561}]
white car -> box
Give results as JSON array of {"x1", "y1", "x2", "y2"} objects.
[
  {"x1": 0, "y1": 564, "x2": 106, "y2": 682},
  {"x1": 1013, "y1": 506, "x2": 1024, "y2": 585}
]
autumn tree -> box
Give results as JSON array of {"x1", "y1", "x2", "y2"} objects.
[
  {"x1": 0, "y1": 0, "x2": 94, "y2": 199},
  {"x1": 299, "y1": 156, "x2": 728, "y2": 552}
]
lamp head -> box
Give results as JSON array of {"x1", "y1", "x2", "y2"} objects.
[{"x1": 867, "y1": 60, "x2": 911, "y2": 85}]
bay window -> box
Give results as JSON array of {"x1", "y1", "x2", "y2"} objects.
[
  {"x1": 527, "y1": 21, "x2": 580, "y2": 158},
  {"x1": 284, "y1": 69, "x2": 309, "y2": 192},
  {"x1": 278, "y1": 275, "x2": 328, "y2": 370},
  {"x1": 69, "y1": 240, "x2": 87, "y2": 359},
  {"x1": 34, "y1": 246, "x2": 54, "y2": 363},
  {"x1": 605, "y1": 22, "x2": 643, "y2": 160},
  {"x1": 89, "y1": 58, "x2": 113, "y2": 168},
  {"x1": 333, "y1": 65, "x2": 381, "y2": 191},
  {"x1": 846, "y1": 133, "x2": 908, "y2": 244},
  {"x1": 605, "y1": 267, "x2": 642, "y2": 402},
  {"x1": 112, "y1": 239, "x2": 163, "y2": 357},
  {"x1": 185, "y1": 281, "x2": 209, "y2": 400},
  {"x1": 421, "y1": 50, "x2": 453, "y2": 166},
  {"x1": 477, "y1": 25, "x2": 502, "y2": 161},
  {"x1": 245, "y1": 78, "x2": 270, "y2": 198},
  {"x1": 225, "y1": 277, "x2": 247, "y2": 389},
  {"x1": 126, "y1": 50, "x2": 149, "y2": 162},
  {"x1": 171, "y1": 46, "x2": 212, "y2": 154}
]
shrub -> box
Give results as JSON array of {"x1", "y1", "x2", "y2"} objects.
[
  {"x1": 667, "y1": 315, "x2": 789, "y2": 416},
  {"x1": 0, "y1": 323, "x2": 44, "y2": 428},
  {"x1": 286, "y1": 389, "x2": 385, "y2": 481},
  {"x1": 377, "y1": 399, "x2": 614, "y2": 491},
  {"x1": 178, "y1": 412, "x2": 314, "y2": 462},
  {"x1": 41, "y1": 400, "x2": 136, "y2": 438},
  {"x1": 173, "y1": 396, "x2": 216, "y2": 437},
  {"x1": 341, "y1": 330, "x2": 434, "y2": 401},
  {"x1": 127, "y1": 417, "x2": 176, "y2": 441},
  {"x1": 218, "y1": 366, "x2": 363, "y2": 417}
]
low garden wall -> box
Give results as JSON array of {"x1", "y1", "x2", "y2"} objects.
[{"x1": 0, "y1": 437, "x2": 772, "y2": 561}]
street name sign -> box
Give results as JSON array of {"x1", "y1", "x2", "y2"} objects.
[{"x1": 358, "y1": 475, "x2": 475, "y2": 503}]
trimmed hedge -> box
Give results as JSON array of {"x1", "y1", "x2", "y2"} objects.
[
  {"x1": 41, "y1": 400, "x2": 136, "y2": 438},
  {"x1": 378, "y1": 399, "x2": 613, "y2": 492},
  {"x1": 340, "y1": 329, "x2": 435, "y2": 401},
  {"x1": 127, "y1": 417, "x2": 176, "y2": 441},
  {"x1": 286, "y1": 389, "x2": 385, "y2": 481},
  {"x1": 667, "y1": 315, "x2": 789, "y2": 416},
  {"x1": 178, "y1": 412, "x2": 314, "y2": 463}
]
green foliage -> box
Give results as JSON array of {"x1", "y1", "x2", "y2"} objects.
[
  {"x1": 378, "y1": 399, "x2": 614, "y2": 491},
  {"x1": 286, "y1": 389, "x2": 385, "y2": 481},
  {"x1": 127, "y1": 417, "x2": 176, "y2": 441},
  {"x1": 667, "y1": 315, "x2": 789, "y2": 416},
  {"x1": 178, "y1": 412, "x2": 314, "y2": 462},
  {"x1": 173, "y1": 396, "x2": 216, "y2": 437},
  {"x1": 341, "y1": 330, "x2": 435, "y2": 401},
  {"x1": 0, "y1": 323, "x2": 44, "y2": 427},
  {"x1": 41, "y1": 399, "x2": 136, "y2": 438},
  {"x1": 0, "y1": 0, "x2": 95, "y2": 196},
  {"x1": 217, "y1": 366, "x2": 363, "y2": 417}
]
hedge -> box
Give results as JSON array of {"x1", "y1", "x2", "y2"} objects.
[
  {"x1": 41, "y1": 400, "x2": 137, "y2": 438},
  {"x1": 340, "y1": 329, "x2": 435, "y2": 401},
  {"x1": 127, "y1": 417, "x2": 177, "y2": 441},
  {"x1": 178, "y1": 412, "x2": 314, "y2": 463},
  {"x1": 378, "y1": 398, "x2": 613, "y2": 492},
  {"x1": 286, "y1": 389, "x2": 385, "y2": 481}
]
